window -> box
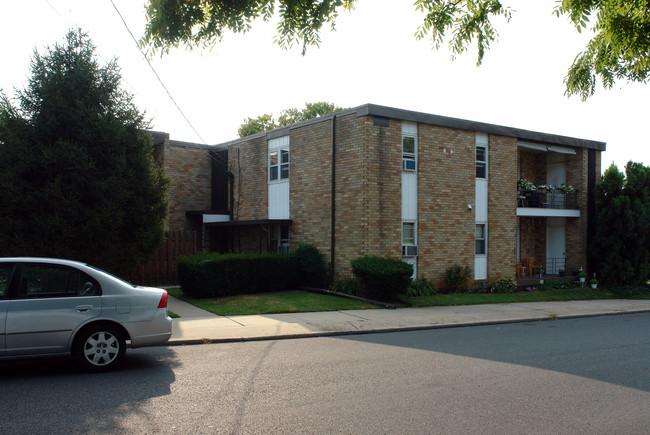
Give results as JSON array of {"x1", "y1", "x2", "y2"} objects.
[
  {"x1": 402, "y1": 222, "x2": 416, "y2": 245},
  {"x1": 270, "y1": 224, "x2": 290, "y2": 254},
  {"x1": 269, "y1": 148, "x2": 289, "y2": 182},
  {"x1": 402, "y1": 135, "x2": 416, "y2": 171},
  {"x1": 476, "y1": 146, "x2": 487, "y2": 178},
  {"x1": 401, "y1": 222, "x2": 418, "y2": 256},
  {"x1": 20, "y1": 265, "x2": 101, "y2": 298},
  {"x1": 475, "y1": 224, "x2": 487, "y2": 255},
  {"x1": 0, "y1": 263, "x2": 15, "y2": 297}
]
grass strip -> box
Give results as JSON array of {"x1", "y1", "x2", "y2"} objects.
[
  {"x1": 168, "y1": 286, "x2": 648, "y2": 317},
  {"x1": 167, "y1": 288, "x2": 376, "y2": 316}
]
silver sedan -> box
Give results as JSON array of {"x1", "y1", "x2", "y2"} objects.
[{"x1": 0, "y1": 257, "x2": 172, "y2": 371}]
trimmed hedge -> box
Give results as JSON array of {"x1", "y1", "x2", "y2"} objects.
[
  {"x1": 177, "y1": 252, "x2": 299, "y2": 298},
  {"x1": 351, "y1": 256, "x2": 413, "y2": 301},
  {"x1": 294, "y1": 243, "x2": 327, "y2": 287}
]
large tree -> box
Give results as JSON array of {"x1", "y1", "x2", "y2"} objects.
[
  {"x1": 141, "y1": 0, "x2": 650, "y2": 100},
  {"x1": 0, "y1": 30, "x2": 169, "y2": 275},
  {"x1": 238, "y1": 101, "x2": 346, "y2": 137},
  {"x1": 591, "y1": 162, "x2": 650, "y2": 285}
]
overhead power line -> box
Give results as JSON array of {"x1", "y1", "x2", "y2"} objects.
[{"x1": 109, "y1": 0, "x2": 208, "y2": 145}]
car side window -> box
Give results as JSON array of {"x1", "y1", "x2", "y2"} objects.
[
  {"x1": 20, "y1": 264, "x2": 101, "y2": 298},
  {"x1": 0, "y1": 263, "x2": 15, "y2": 298}
]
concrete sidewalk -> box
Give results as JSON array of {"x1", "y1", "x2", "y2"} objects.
[{"x1": 167, "y1": 296, "x2": 650, "y2": 345}]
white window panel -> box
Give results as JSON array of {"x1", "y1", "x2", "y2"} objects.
[
  {"x1": 269, "y1": 182, "x2": 290, "y2": 219},
  {"x1": 475, "y1": 180, "x2": 488, "y2": 222},
  {"x1": 402, "y1": 172, "x2": 417, "y2": 220}
]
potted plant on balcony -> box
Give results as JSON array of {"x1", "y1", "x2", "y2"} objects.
[
  {"x1": 556, "y1": 184, "x2": 575, "y2": 194},
  {"x1": 518, "y1": 179, "x2": 536, "y2": 192}
]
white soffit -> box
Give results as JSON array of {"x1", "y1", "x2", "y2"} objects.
[
  {"x1": 547, "y1": 145, "x2": 576, "y2": 155},
  {"x1": 203, "y1": 214, "x2": 230, "y2": 224},
  {"x1": 518, "y1": 141, "x2": 576, "y2": 155}
]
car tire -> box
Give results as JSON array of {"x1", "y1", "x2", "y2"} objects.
[{"x1": 75, "y1": 324, "x2": 126, "y2": 371}]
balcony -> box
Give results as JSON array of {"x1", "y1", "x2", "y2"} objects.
[{"x1": 516, "y1": 185, "x2": 579, "y2": 218}]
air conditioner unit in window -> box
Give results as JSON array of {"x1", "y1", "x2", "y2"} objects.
[
  {"x1": 401, "y1": 245, "x2": 418, "y2": 256},
  {"x1": 402, "y1": 159, "x2": 416, "y2": 171}
]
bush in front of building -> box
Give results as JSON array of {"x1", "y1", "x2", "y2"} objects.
[
  {"x1": 177, "y1": 252, "x2": 299, "y2": 298},
  {"x1": 330, "y1": 278, "x2": 364, "y2": 297},
  {"x1": 406, "y1": 278, "x2": 437, "y2": 297},
  {"x1": 492, "y1": 276, "x2": 517, "y2": 293},
  {"x1": 294, "y1": 243, "x2": 327, "y2": 288},
  {"x1": 351, "y1": 256, "x2": 413, "y2": 301},
  {"x1": 442, "y1": 265, "x2": 472, "y2": 293}
]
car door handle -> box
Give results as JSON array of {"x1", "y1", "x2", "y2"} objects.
[{"x1": 75, "y1": 305, "x2": 93, "y2": 312}]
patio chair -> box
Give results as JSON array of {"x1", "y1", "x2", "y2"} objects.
[
  {"x1": 522, "y1": 256, "x2": 543, "y2": 276},
  {"x1": 516, "y1": 261, "x2": 526, "y2": 278}
]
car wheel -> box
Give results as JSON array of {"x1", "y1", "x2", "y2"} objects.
[{"x1": 75, "y1": 324, "x2": 126, "y2": 371}]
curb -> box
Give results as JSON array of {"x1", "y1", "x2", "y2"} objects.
[{"x1": 165, "y1": 308, "x2": 650, "y2": 347}]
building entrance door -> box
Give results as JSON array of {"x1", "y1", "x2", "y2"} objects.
[{"x1": 546, "y1": 217, "x2": 566, "y2": 274}]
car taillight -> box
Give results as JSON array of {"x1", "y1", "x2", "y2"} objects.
[{"x1": 157, "y1": 290, "x2": 168, "y2": 309}]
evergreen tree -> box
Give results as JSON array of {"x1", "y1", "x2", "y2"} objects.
[
  {"x1": 591, "y1": 162, "x2": 650, "y2": 284},
  {"x1": 0, "y1": 30, "x2": 169, "y2": 275}
]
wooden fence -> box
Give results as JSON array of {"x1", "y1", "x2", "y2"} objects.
[{"x1": 129, "y1": 230, "x2": 197, "y2": 287}]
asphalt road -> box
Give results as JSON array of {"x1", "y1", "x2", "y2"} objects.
[{"x1": 2, "y1": 313, "x2": 649, "y2": 434}]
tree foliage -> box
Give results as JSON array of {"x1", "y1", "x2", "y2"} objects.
[
  {"x1": 141, "y1": 0, "x2": 355, "y2": 55},
  {"x1": 591, "y1": 162, "x2": 650, "y2": 285},
  {"x1": 0, "y1": 30, "x2": 169, "y2": 275},
  {"x1": 238, "y1": 101, "x2": 346, "y2": 137},
  {"x1": 142, "y1": 0, "x2": 650, "y2": 100}
]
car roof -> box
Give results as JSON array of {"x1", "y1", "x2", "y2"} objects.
[{"x1": 0, "y1": 257, "x2": 89, "y2": 267}]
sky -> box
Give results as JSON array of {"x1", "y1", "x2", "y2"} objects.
[{"x1": 1, "y1": 0, "x2": 649, "y2": 172}]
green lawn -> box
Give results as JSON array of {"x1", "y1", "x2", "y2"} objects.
[
  {"x1": 402, "y1": 287, "x2": 625, "y2": 307},
  {"x1": 167, "y1": 288, "x2": 376, "y2": 316},
  {"x1": 167, "y1": 286, "x2": 648, "y2": 317}
]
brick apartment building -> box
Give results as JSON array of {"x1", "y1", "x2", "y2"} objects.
[{"x1": 153, "y1": 104, "x2": 605, "y2": 286}]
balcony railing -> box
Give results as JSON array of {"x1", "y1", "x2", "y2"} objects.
[{"x1": 517, "y1": 188, "x2": 577, "y2": 209}]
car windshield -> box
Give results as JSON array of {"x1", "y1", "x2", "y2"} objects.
[{"x1": 87, "y1": 264, "x2": 137, "y2": 288}]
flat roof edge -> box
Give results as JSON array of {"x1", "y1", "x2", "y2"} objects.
[{"x1": 358, "y1": 104, "x2": 606, "y2": 151}]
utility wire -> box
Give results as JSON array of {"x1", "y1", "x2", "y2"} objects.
[{"x1": 109, "y1": 0, "x2": 208, "y2": 145}]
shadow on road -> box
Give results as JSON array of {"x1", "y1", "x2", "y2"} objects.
[
  {"x1": 341, "y1": 313, "x2": 650, "y2": 393},
  {"x1": 0, "y1": 346, "x2": 180, "y2": 433}
]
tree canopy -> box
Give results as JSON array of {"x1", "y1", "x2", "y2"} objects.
[
  {"x1": 238, "y1": 101, "x2": 346, "y2": 137},
  {"x1": 0, "y1": 30, "x2": 169, "y2": 275},
  {"x1": 591, "y1": 162, "x2": 650, "y2": 285},
  {"x1": 141, "y1": 0, "x2": 650, "y2": 100}
]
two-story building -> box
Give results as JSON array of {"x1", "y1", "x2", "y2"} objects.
[{"x1": 154, "y1": 104, "x2": 605, "y2": 286}]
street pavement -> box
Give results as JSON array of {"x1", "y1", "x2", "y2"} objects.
[{"x1": 167, "y1": 295, "x2": 650, "y2": 345}]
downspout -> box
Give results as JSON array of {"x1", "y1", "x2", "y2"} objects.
[
  {"x1": 228, "y1": 170, "x2": 234, "y2": 252},
  {"x1": 587, "y1": 149, "x2": 596, "y2": 274},
  {"x1": 330, "y1": 114, "x2": 337, "y2": 284}
]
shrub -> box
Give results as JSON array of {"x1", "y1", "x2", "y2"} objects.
[
  {"x1": 351, "y1": 256, "x2": 413, "y2": 301},
  {"x1": 493, "y1": 276, "x2": 517, "y2": 293},
  {"x1": 330, "y1": 278, "x2": 363, "y2": 297},
  {"x1": 553, "y1": 279, "x2": 573, "y2": 289},
  {"x1": 294, "y1": 243, "x2": 327, "y2": 287},
  {"x1": 177, "y1": 252, "x2": 299, "y2": 298},
  {"x1": 443, "y1": 265, "x2": 472, "y2": 293},
  {"x1": 406, "y1": 278, "x2": 437, "y2": 297}
]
